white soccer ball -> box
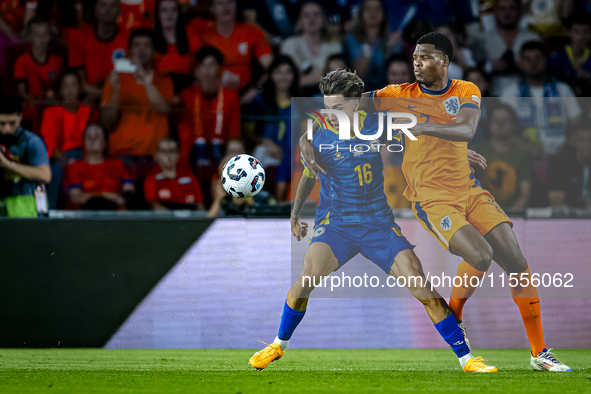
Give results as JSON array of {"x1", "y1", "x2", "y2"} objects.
[{"x1": 221, "y1": 154, "x2": 266, "y2": 198}]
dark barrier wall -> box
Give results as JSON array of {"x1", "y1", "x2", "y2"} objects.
[{"x1": 0, "y1": 219, "x2": 213, "y2": 348}]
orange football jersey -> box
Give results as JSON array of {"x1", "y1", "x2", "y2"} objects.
[
  {"x1": 197, "y1": 22, "x2": 271, "y2": 90},
  {"x1": 372, "y1": 79, "x2": 482, "y2": 202}
]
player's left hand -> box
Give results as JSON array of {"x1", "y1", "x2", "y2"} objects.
[
  {"x1": 467, "y1": 149, "x2": 487, "y2": 169},
  {"x1": 300, "y1": 137, "x2": 326, "y2": 179},
  {"x1": 291, "y1": 217, "x2": 308, "y2": 241}
]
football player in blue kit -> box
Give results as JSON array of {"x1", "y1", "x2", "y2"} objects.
[{"x1": 248, "y1": 69, "x2": 497, "y2": 373}]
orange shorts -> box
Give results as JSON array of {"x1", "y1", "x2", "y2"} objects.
[{"x1": 411, "y1": 188, "x2": 512, "y2": 251}]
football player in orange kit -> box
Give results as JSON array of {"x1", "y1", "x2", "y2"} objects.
[{"x1": 301, "y1": 32, "x2": 571, "y2": 372}]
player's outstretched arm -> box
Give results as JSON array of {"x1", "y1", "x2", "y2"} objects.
[
  {"x1": 299, "y1": 133, "x2": 326, "y2": 179},
  {"x1": 291, "y1": 174, "x2": 316, "y2": 241},
  {"x1": 411, "y1": 107, "x2": 481, "y2": 142}
]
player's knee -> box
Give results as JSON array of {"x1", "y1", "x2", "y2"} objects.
[
  {"x1": 506, "y1": 248, "x2": 528, "y2": 273},
  {"x1": 415, "y1": 296, "x2": 440, "y2": 309},
  {"x1": 302, "y1": 261, "x2": 328, "y2": 279},
  {"x1": 300, "y1": 258, "x2": 332, "y2": 289},
  {"x1": 467, "y1": 244, "x2": 493, "y2": 271}
]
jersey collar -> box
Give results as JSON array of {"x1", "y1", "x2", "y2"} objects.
[
  {"x1": 419, "y1": 79, "x2": 452, "y2": 96},
  {"x1": 565, "y1": 46, "x2": 590, "y2": 69}
]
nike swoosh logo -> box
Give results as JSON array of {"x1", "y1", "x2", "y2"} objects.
[
  {"x1": 407, "y1": 105, "x2": 419, "y2": 109},
  {"x1": 530, "y1": 301, "x2": 540, "y2": 305}
]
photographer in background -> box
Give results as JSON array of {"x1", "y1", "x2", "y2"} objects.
[
  {"x1": 0, "y1": 96, "x2": 51, "y2": 217},
  {"x1": 101, "y1": 28, "x2": 173, "y2": 164}
]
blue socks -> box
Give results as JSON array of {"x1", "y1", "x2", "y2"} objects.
[
  {"x1": 278, "y1": 301, "x2": 306, "y2": 340},
  {"x1": 434, "y1": 314, "x2": 471, "y2": 358},
  {"x1": 276, "y1": 303, "x2": 471, "y2": 361}
]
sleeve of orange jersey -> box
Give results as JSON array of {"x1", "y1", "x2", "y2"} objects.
[
  {"x1": 185, "y1": 19, "x2": 209, "y2": 53},
  {"x1": 458, "y1": 81, "x2": 481, "y2": 111},
  {"x1": 251, "y1": 25, "x2": 271, "y2": 60},
  {"x1": 40, "y1": 107, "x2": 59, "y2": 157},
  {"x1": 371, "y1": 84, "x2": 401, "y2": 112}
]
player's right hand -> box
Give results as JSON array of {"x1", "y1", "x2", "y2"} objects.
[
  {"x1": 299, "y1": 136, "x2": 326, "y2": 179},
  {"x1": 291, "y1": 217, "x2": 308, "y2": 241},
  {"x1": 467, "y1": 149, "x2": 487, "y2": 169}
]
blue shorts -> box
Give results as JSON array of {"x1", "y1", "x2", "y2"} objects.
[{"x1": 310, "y1": 223, "x2": 415, "y2": 274}]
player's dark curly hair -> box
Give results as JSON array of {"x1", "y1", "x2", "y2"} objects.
[
  {"x1": 319, "y1": 68, "x2": 364, "y2": 98},
  {"x1": 416, "y1": 32, "x2": 454, "y2": 62}
]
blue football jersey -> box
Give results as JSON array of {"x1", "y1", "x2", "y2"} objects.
[{"x1": 302, "y1": 111, "x2": 400, "y2": 228}]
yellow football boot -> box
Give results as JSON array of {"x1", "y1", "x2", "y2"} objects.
[
  {"x1": 463, "y1": 356, "x2": 498, "y2": 373},
  {"x1": 248, "y1": 341, "x2": 285, "y2": 370}
]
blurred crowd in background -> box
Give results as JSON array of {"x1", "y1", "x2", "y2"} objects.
[{"x1": 1, "y1": 0, "x2": 591, "y2": 217}]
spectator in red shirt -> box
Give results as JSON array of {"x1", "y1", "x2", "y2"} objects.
[
  {"x1": 0, "y1": 0, "x2": 37, "y2": 40},
  {"x1": 67, "y1": 123, "x2": 135, "y2": 210},
  {"x1": 67, "y1": 0, "x2": 129, "y2": 103},
  {"x1": 153, "y1": 0, "x2": 192, "y2": 94},
  {"x1": 42, "y1": 71, "x2": 99, "y2": 209},
  {"x1": 178, "y1": 46, "x2": 240, "y2": 168},
  {"x1": 119, "y1": 0, "x2": 156, "y2": 32},
  {"x1": 14, "y1": 17, "x2": 63, "y2": 130},
  {"x1": 144, "y1": 138, "x2": 205, "y2": 210},
  {"x1": 187, "y1": 0, "x2": 272, "y2": 100},
  {"x1": 101, "y1": 29, "x2": 173, "y2": 162}
]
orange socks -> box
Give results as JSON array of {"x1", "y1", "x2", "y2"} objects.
[
  {"x1": 451, "y1": 262, "x2": 547, "y2": 357},
  {"x1": 509, "y1": 268, "x2": 546, "y2": 356},
  {"x1": 449, "y1": 261, "x2": 487, "y2": 322}
]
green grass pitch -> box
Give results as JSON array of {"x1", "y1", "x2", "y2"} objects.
[{"x1": 0, "y1": 349, "x2": 589, "y2": 393}]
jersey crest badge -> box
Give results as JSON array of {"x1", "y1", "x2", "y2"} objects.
[
  {"x1": 444, "y1": 96, "x2": 460, "y2": 116},
  {"x1": 238, "y1": 42, "x2": 248, "y2": 55},
  {"x1": 313, "y1": 227, "x2": 325, "y2": 237},
  {"x1": 440, "y1": 215, "x2": 452, "y2": 231}
]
